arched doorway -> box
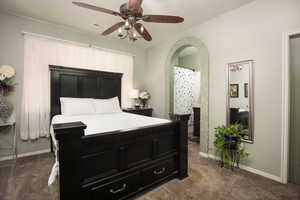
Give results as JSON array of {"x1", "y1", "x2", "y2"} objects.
[{"x1": 165, "y1": 37, "x2": 209, "y2": 153}]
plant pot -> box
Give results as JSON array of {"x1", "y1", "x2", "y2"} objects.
[
  {"x1": 224, "y1": 135, "x2": 238, "y2": 141},
  {"x1": 223, "y1": 142, "x2": 238, "y2": 150},
  {"x1": 140, "y1": 99, "x2": 147, "y2": 108},
  {"x1": 0, "y1": 94, "x2": 13, "y2": 123},
  {"x1": 224, "y1": 135, "x2": 239, "y2": 150}
]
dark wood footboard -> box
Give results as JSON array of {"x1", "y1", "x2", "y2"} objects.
[{"x1": 53, "y1": 114, "x2": 189, "y2": 200}]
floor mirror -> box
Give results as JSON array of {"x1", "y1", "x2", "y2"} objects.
[{"x1": 227, "y1": 60, "x2": 254, "y2": 143}]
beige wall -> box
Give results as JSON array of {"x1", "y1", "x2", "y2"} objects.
[
  {"x1": 0, "y1": 11, "x2": 147, "y2": 156},
  {"x1": 178, "y1": 53, "x2": 201, "y2": 71},
  {"x1": 144, "y1": 0, "x2": 300, "y2": 177}
]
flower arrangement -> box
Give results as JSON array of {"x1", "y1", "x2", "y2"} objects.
[
  {"x1": 0, "y1": 65, "x2": 16, "y2": 122},
  {"x1": 0, "y1": 65, "x2": 16, "y2": 96},
  {"x1": 139, "y1": 91, "x2": 150, "y2": 108},
  {"x1": 139, "y1": 91, "x2": 151, "y2": 100}
]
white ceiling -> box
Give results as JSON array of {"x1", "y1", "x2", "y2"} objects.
[{"x1": 0, "y1": 0, "x2": 255, "y2": 48}]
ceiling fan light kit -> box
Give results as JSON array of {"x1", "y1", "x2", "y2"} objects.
[{"x1": 72, "y1": 0, "x2": 184, "y2": 42}]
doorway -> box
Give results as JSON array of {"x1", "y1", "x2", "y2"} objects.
[
  {"x1": 164, "y1": 37, "x2": 209, "y2": 153},
  {"x1": 172, "y1": 47, "x2": 201, "y2": 142},
  {"x1": 289, "y1": 34, "x2": 300, "y2": 185}
]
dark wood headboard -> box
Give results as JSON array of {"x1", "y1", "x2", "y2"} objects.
[{"x1": 49, "y1": 65, "x2": 123, "y2": 119}]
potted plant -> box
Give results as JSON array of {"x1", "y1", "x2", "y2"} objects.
[
  {"x1": 214, "y1": 124, "x2": 249, "y2": 167},
  {"x1": 139, "y1": 91, "x2": 150, "y2": 108},
  {"x1": 0, "y1": 65, "x2": 16, "y2": 122}
]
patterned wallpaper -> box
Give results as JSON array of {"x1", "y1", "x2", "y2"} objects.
[{"x1": 174, "y1": 66, "x2": 197, "y2": 125}]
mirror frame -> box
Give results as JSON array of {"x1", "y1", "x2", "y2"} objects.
[{"x1": 226, "y1": 60, "x2": 254, "y2": 143}]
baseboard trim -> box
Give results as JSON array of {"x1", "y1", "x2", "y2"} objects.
[
  {"x1": 199, "y1": 152, "x2": 209, "y2": 158},
  {"x1": 0, "y1": 149, "x2": 51, "y2": 162},
  {"x1": 199, "y1": 152, "x2": 282, "y2": 183}
]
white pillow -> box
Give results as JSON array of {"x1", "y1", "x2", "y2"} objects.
[
  {"x1": 93, "y1": 97, "x2": 122, "y2": 114},
  {"x1": 60, "y1": 97, "x2": 95, "y2": 116}
]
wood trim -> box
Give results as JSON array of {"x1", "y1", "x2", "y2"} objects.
[
  {"x1": 53, "y1": 118, "x2": 188, "y2": 200},
  {"x1": 50, "y1": 65, "x2": 189, "y2": 200},
  {"x1": 281, "y1": 29, "x2": 300, "y2": 184},
  {"x1": 49, "y1": 65, "x2": 123, "y2": 119},
  {"x1": 49, "y1": 65, "x2": 123, "y2": 153}
]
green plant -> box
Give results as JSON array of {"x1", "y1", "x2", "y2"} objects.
[{"x1": 214, "y1": 124, "x2": 250, "y2": 165}]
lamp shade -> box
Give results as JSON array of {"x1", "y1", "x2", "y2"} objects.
[{"x1": 129, "y1": 89, "x2": 139, "y2": 99}]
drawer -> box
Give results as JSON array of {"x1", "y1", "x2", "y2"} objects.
[
  {"x1": 90, "y1": 172, "x2": 140, "y2": 200},
  {"x1": 142, "y1": 157, "x2": 176, "y2": 186}
]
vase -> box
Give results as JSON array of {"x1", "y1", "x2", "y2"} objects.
[
  {"x1": 224, "y1": 135, "x2": 238, "y2": 141},
  {"x1": 0, "y1": 93, "x2": 13, "y2": 123},
  {"x1": 224, "y1": 136, "x2": 239, "y2": 150},
  {"x1": 140, "y1": 99, "x2": 147, "y2": 108}
]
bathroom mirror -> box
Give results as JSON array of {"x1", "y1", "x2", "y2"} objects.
[{"x1": 227, "y1": 60, "x2": 254, "y2": 143}]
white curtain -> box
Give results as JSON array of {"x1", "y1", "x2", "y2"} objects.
[
  {"x1": 20, "y1": 35, "x2": 134, "y2": 140},
  {"x1": 173, "y1": 66, "x2": 197, "y2": 125}
]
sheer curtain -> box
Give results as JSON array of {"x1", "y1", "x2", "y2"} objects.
[
  {"x1": 20, "y1": 35, "x2": 134, "y2": 140},
  {"x1": 173, "y1": 66, "x2": 197, "y2": 126}
]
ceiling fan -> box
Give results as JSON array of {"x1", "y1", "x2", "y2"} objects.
[{"x1": 72, "y1": 0, "x2": 184, "y2": 42}]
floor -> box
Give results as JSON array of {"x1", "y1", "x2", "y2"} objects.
[{"x1": 0, "y1": 143, "x2": 299, "y2": 200}]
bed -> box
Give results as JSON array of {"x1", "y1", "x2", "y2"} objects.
[{"x1": 49, "y1": 65, "x2": 189, "y2": 200}]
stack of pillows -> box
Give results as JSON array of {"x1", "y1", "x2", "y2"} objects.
[{"x1": 60, "y1": 97, "x2": 122, "y2": 116}]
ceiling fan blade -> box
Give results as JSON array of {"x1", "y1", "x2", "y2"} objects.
[
  {"x1": 128, "y1": 0, "x2": 143, "y2": 10},
  {"x1": 102, "y1": 22, "x2": 125, "y2": 36},
  {"x1": 72, "y1": 2, "x2": 121, "y2": 17},
  {"x1": 134, "y1": 23, "x2": 152, "y2": 41},
  {"x1": 142, "y1": 15, "x2": 184, "y2": 23}
]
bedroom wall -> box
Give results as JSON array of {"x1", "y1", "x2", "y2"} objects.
[
  {"x1": 144, "y1": 0, "x2": 300, "y2": 178},
  {"x1": 178, "y1": 53, "x2": 201, "y2": 71},
  {"x1": 0, "y1": 11, "x2": 147, "y2": 157}
]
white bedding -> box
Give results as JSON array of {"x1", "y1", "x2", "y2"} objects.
[{"x1": 48, "y1": 112, "x2": 171, "y2": 185}]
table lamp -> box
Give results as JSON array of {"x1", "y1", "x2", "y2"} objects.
[{"x1": 129, "y1": 89, "x2": 140, "y2": 109}]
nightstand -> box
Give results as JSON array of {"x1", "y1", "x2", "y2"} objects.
[{"x1": 123, "y1": 108, "x2": 153, "y2": 117}]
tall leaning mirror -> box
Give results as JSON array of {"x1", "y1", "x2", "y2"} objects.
[{"x1": 227, "y1": 60, "x2": 254, "y2": 143}]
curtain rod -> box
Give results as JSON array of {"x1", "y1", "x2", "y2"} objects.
[
  {"x1": 21, "y1": 31, "x2": 136, "y2": 57},
  {"x1": 174, "y1": 65, "x2": 196, "y2": 72}
]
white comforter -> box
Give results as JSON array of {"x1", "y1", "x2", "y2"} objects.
[{"x1": 48, "y1": 112, "x2": 170, "y2": 185}]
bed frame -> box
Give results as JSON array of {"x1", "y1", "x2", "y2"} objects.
[{"x1": 49, "y1": 65, "x2": 189, "y2": 200}]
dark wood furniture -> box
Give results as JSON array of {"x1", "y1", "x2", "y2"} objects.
[
  {"x1": 193, "y1": 107, "x2": 200, "y2": 137},
  {"x1": 122, "y1": 108, "x2": 153, "y2": 117},
  {"x1": 49, "y1": 66, "x2": 189, "y2": 200},
  {"x1": 230, "y1": 108, "x2": 249, "y2": 129}
]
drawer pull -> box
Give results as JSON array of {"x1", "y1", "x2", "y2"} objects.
[
  {"x1": 109, "y1": 184, "x2": 127, "y2": 194},
  {"x1": 153, "y1": 167, "x2": 166, "y2": 175}
]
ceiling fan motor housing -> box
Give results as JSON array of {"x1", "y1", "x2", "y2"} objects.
[{"x1": 120, "y1": 3, "x2": 143, "y2": 18}]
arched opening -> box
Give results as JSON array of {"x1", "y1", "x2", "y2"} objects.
[{"x1": 165, "y1": 37, "x2": 209, "y2": 153}]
